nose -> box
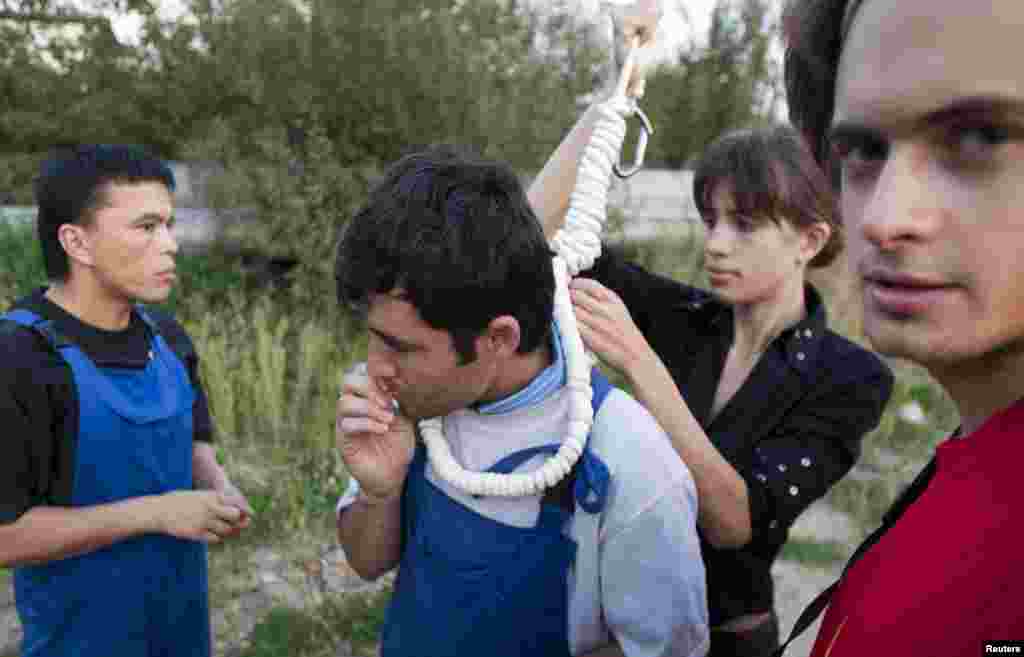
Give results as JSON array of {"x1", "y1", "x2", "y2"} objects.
[
  {"x1": 367, "y1": 337, "x2": 398, "y2": 394},
  {"x1": 703, "y1": 220, "x2": 733, "y2": 258},
  {"x1": 159, "y1": 222, "x2": 179, "y2": 255},
  {"x1": 856, "y1": 143, "x2": 943, "y2": 250}
]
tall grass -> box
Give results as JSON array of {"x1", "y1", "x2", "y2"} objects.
[{"x1": 184, "y1": 294, "x2": 366, "y2": 538}]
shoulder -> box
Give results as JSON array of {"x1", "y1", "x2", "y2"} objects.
[
  {"x1": 2, "y1": 291, "x2": 59, "y2": 358},
  {"x1": 0, "y1": 308, "x2": 69, "y2": 389},
  {"x1": 588, "y1": 387, "x2": 697, "y2": 508},
  {"x1": 816, "y1": 329, "x2": 893, "y2": 386},
  {"x1": 0, "y1": 316, "x2": 51, "y2": 362}
]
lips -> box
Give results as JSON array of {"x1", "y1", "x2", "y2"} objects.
[
  {"x1": 705, "y1": 266, "x2": 738, "y2": 286},
  {"x1": 862, "y1": 267, "x2": 956, "y2": 316}
]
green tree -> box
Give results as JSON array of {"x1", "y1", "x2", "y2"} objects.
[{"x1": 641, "y1": 0, "x2": 777, "y2": 168}]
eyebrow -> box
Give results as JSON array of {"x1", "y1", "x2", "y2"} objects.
[
  {"x1": 830, "y1": 95, "x2": 1024, "y2": 143},
  {"x1": 131, "y1": 212, "x2": 173, "y2": 226}
]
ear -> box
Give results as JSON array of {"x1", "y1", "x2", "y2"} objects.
[
  {"x1": 798, "y1": 221, "x2": 831, "y2": 265},
  {"x1": 478, "y1": 316, "x2": 522, "y2": 359},
  {"x1": 57, "y1": 223, "x2": 95, "y2": 269}
]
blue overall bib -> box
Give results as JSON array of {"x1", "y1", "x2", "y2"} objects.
[
  {"x1": 3, "y1": 308, "x2": 210, "y2": 657},
  {"x1": 381, "y1": 368, "x2": 613, "y2": 657}
]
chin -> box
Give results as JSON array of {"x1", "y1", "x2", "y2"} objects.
[
  {"x1": 134, "y1": 283, "x2": 174, "y2": 304},
  {"x1": 863, "y1": 316, "x2": 968, "y2": 368}
]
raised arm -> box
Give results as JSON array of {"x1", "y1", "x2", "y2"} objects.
[
  {"x1": 528, "y1": 104, "x2": 608, "y2": 241},
  {"x1": 528, "y1": 0, "x2": 662, "y2": 240}
]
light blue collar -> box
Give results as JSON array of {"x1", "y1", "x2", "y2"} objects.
[{"x1": 474, "y1": 321, "x2": 567, "y2": 415}]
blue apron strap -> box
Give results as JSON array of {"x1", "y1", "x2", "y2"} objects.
[
  {"x1": 2, "y1": 309, "x2": 73, "y2": 350},
  {"x1": 133, "y1": 305, "x2": 160, "y2": 333}
]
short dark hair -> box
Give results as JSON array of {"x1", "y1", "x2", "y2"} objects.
[
  {"x1": 35, "y1": 144, "x2": 176, "y2": 281},
  {"x1": 782, "y1": 0, "x2": 856, "y2": 170},
  {"x1": 335, "y1": 145, "x2": 555, "y2": 364},
  {"x1": 693, "y1": 125, "x2": 841, "y2": 268}
]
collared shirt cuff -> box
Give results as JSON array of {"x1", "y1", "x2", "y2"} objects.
[{"x1": 336, "y1": 477, "x2": 361, "y2": 516}]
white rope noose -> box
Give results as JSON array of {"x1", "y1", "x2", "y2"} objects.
[{"x1": 420, "y1": 18, "x2": 656, "y2": 498}]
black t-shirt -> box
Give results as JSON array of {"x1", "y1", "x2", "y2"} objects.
[
  {"x1": 0, "y1": 288, "x2": 214, "y2": 525},
  {"x1": 583, "y1": 247, "x2": 894, "y2": 625}
]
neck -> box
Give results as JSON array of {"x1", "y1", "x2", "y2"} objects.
[
  {"x1": 478, "y1": 342, "x2": 552, "y2": 405},
  {"x1": 931, "y1": 344, "x2": 1024, "y2": 437},
  {"x1": 45, "y1": 277, "x2": 134, "y2": 331},
  {"x1": 731, "y1": 276, "x2": 807, "y2": 360}
]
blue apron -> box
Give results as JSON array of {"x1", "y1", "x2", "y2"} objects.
[
  {"x1": 381, "y1": 368, "x2": 613, "y2": 657},
  {"x1": 4, "y1": 308, "x2": 210, "y2": 657}
]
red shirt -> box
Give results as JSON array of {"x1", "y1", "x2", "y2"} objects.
[{"x1": 809, "y1": 399, "x2": 1024, "y2": 657}]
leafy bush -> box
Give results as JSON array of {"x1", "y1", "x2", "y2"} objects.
[
  {"x1": 0, "y1": 154, "x2": 42, "y2": 205},
  {"x1": 0, "y1": 217, "x2": 46, "y2": 307}
]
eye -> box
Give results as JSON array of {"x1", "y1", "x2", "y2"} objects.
[
  {"x1": 943, "y1": 122, "x2": 1010, "y2": 166},
  {"x1": 831, "y1": 133, "x2": 889, "y2": 183},
  {"x1": 140, "y1": 222, "x2": 158, "y2": 233},
  {"x1": 734, "y1": 215, "x2": 757, "y2": 233}
]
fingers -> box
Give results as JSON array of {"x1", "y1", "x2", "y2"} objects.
[
  {"x1": 337, "y1": 362, "x2": 396, "y2": 442},
  {"x1": 338, "y1": 394, "x2": 395, "y2": 427},
  {"x1": 569, "y1": 276, "x2": 604, "y2": 293},
  {"x1": 219, "y1": 482, "x2": 255, "y2": 516},
  {"x1": 342, "y1": 362, "x2": 394, "y2": 407},
  {"x1": 338, "y1": 415, "x2": 391, "y2": 437},
  {"x1": 212, "y1": 498, "x2": 244, "y2": 523},
  {"x1": 207, "y1": 517, "x2": 236, "y2": 538},
  {"x1": 570, "y1": 283, "x2": 613, "y2": 320}
]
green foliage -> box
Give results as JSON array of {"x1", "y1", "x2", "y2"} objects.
[
  {"x1": 240, "y1": 587, "x2": 392, "y2": 657},
  {"x1": 0, "y1": 154, "x2": 42, "y2": 204},
  {"x1": 780, "y1": 538, "x2": 848, "y2": 567},
  {"x1": 184, "y1": 116, "x2": 372, "y2": 308},
  {"x1": 0, "y1": 217, "x2": 47, "y2": 307},
  {"x1": 642, "y1": 0, "x2": 778, "y2": 167},
  {"x1": 182, "y1": 292, "x2": 363, "y2": 536},
  {"x1": 157, "y1": 249, "x2": 246, "y2": 316},
  {"x1": 241, "y1": 606, "x2": 322, "y2": 657},
  {"x1": 2, "y1": 0, "x2": 605, "y2": 167}
]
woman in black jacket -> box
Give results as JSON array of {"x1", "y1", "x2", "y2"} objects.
[{"x1": 529, "y1": 123, "x2": 894, "y2": 657}]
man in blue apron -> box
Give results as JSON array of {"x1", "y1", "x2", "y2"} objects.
[
  {"x1": 334, "y1": 146, "x2": 709, "y2": 657},
  {"x1": 0, "y1": 145, "x2": 253, "y2": 656}
]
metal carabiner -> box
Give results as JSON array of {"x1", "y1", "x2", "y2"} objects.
[{"x1": 614, "y1": 101, "x2": 654, "y2": 179}]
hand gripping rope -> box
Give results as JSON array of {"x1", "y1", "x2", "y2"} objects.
[{"x1": 421, "y1": 9, "x2": 658, "y2": 498}]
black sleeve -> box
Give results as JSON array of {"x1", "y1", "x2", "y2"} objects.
[
  {"x1": 151, "y1": 311, "x2": 215, "y2": 444},
  {"x1": 581, "y1": 245, "x2": 700, "y2": 337},
  {"x1": 0, "y1": 327, "x2": 67, "y2": 525},
  {"x1": 742, "y1": 348, "x2": 894, "y2": 542}
]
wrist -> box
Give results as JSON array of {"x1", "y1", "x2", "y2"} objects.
[
  {"x1": 357, "y1": 487, "x2": 402, "y2": 508},
  {"x1": 136, "y1": 495, "x2": 167, "y2": 535}
]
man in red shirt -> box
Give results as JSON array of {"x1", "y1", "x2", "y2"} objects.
[{"x1": 783, "y1": 0, "x2": 1024, "y2": 654}]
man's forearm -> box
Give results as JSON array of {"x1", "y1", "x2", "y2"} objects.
[
  {"x1": 336, "y1": 491, "x2": 403, "y2": 580},
  {"x1": 0, "y1": 499, "x2": 159, "y2": 568}
]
